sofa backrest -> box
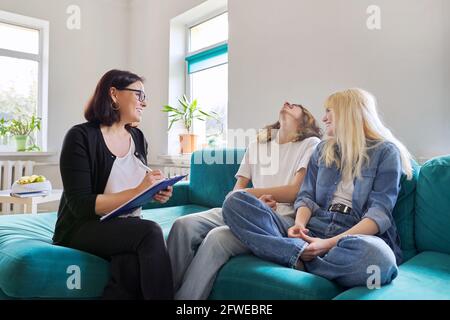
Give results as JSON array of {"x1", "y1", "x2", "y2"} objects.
[
  {"x1": 415, "y1": 155, "x2": 450, "y2": 254},
  {"x1": 189, "y1": 149, "x2": 247, "y2": 208},
  {"x1": 188, "y1": 148, "x2": 423, "y2": 261},
  {"x1": 392, "y1": 161, "x2": 420, "y2": 262}
]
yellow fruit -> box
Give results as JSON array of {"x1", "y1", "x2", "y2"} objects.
[{"x1": 16, "y1": 175, "x2": 46, "y2": 184}]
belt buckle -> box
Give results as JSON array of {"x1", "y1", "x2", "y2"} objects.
[{"x1": 329, "y1": 203, "x2": 351, "y2": 215}]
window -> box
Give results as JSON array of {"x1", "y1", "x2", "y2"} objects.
[
  {"x1": 186, "y1": 12, "x2": 228, "y2": 149},
  {"x1": 0, "y1": 11, "x2": 49, "y2": 152}
]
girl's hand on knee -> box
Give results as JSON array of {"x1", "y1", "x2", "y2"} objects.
[
  {"x1": 299, "y1": 231, "x2": 334, "y2": 261},
  {"x1": 288, "y1": 224, "x2": 309, "y2": 239}
]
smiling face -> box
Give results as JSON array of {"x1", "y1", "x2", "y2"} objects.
[
  {"x1": 111, "y1": 81, "x2": 147, "y2": 123},
  {"x1": 322, "y1": 106, "x2": 335, "y2": 136}
]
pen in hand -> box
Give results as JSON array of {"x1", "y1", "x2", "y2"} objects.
[
  {"x1": 138, "y1": 162, "x2": 166, "y2": 183},
  {"x1": 138, "y1": 161, "x2": 153, "y2": 173},
  {"x1": 138, "y1": 162, "x2": 170, "y2": 197}
]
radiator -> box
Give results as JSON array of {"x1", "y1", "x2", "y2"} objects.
[
  {"x1": 0, "y1": 160, "x2": 35, "y2": 214},
  {"x1": 162, "y1": 165, "x2": 190, "y2": 180}
]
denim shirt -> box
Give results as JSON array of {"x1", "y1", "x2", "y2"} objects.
[{"x1": 294, "y1": 140, "x2": 403, "y2": 264}]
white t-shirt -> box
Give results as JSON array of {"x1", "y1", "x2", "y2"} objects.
[
  {"x1": 235, "y1": 134, "x2": 320, "y2": 217},
  {"x1": 104, "y1": 138, "x2": 147, "y2": 218},
  {"x1": 331, "y1": 177, "x2": 354, "y2": 208}
]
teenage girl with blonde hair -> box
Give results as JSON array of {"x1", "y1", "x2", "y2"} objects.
[{"x1": 223, "y1": 88, "x2": 412, "y2": 287}]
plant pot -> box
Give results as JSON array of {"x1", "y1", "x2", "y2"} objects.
[
  {"x1": 179, "y1": 134, "x2": 198, "y2": 154},
  {"x1": 14, "y1": 135, "x2": 28, "y2": 152}
]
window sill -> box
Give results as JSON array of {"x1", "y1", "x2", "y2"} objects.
[
  {"x1": 0, "y1": 151, "x2": 57, "y2": 157},
  {"x1": 157, "y1": 154, "x2": 192, "y2": 165}
]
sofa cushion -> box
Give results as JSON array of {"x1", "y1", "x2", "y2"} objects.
[
  {"x1": 415, "y1": 155, "x2": 450, "y2": 254},
  {"x1": 0, "y1": 212, "x2": 109, "y2": 299},
  {"x1": 141, "y1": 204, "x2": 211, "y2": 238},
  {"x1": 392, "y1": 162, "x2": 420, "y2": 262},
  {"x1": 189, "y1": 149, "x2": 247, "y2": 208},
  {"x1": 333, "y1": 251, "x2": 450, "y2": 300},
  {"x1": 0, "y1": 205, "x2": 210, "y2": 299},
  {"x1": 210, "y1": 255, "x2": 343, "y2": 300}
]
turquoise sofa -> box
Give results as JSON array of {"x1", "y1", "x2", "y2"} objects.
[{"x1": 0, "y1": 149, "x2": 449, "y2": 300}]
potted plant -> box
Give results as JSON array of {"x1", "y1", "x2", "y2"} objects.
[
  {"x1": 162, "y1": 95, "x2": 219, "y2": 154},
  {"x1": 0, "y1": 118, "x2": 8, "y2": 146},
  {"x1": 7, "y1": 115, "x2": 41, "y2": 152}
]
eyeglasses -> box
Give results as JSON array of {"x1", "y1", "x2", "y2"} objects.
[{"x1": 120, "y1": 88, "x2": 146, "y2": 102}]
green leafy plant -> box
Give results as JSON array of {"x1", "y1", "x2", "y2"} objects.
[
  {"x1": 3, "y1": 115, "x2": 42, "y2": 151},
  {"x1": 161, "y1": 95, "x2": 219, "y2": 133},
  {"x1": 8, "y1": 115, "x2": 41, "y2": 136},
  {"x1": 0, "y1": 118, "x2": 8, "y2": 137}
]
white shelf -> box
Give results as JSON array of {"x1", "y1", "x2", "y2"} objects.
[{"x1": 0, "y1": 152, "x2": 57, "y2": 157}]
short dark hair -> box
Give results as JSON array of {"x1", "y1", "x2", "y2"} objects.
[{"x1": 84, "y1": 69, "x2": 144, "y2": 126}]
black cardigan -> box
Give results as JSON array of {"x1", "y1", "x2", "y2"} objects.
[{"x1": 53, "y1": 122, "x2": 148, "y2": 245}]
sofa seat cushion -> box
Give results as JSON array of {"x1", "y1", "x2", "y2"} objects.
[
  {"x1": 0, "y1": 212, "x2": 109, "y2": 299},
  {"x1": 141, "y1": 204, "x2": 210, "y2": 238},
  {"x1": 333, "y1": 251, "x2": 450, "y2": 300},
  {"x1": 210, "y1": 255, "x2": 343, "y2": 300},
  {"x1": 0, "y1": 205, "x2": 210, "y2": 299}
]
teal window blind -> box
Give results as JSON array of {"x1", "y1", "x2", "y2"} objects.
[{"x1": 185, "y1": 43, "x2": 228, "y2": 74}]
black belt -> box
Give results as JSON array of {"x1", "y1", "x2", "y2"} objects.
[{"x1": 328, "y1": 203, "x2": 352, "y2": 215}]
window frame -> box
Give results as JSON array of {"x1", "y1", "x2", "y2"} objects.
[
  {"x1": 185, "y1": 10, "x2": 228, "y2": 100},
  {"x1": 184, "y1": 11, "x2": 228, "y2": 146},
  {"x1": 0, "y1": 10, "x2": 49, "y2": 152}
]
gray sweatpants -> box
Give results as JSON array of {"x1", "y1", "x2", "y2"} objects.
[{"x1": 166, "y1": 208, "x2": 249, "y2": 300}]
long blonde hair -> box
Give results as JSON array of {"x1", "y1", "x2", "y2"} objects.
[{"x1": 321, "y1": 88, "x2": 413, "y2": 180}]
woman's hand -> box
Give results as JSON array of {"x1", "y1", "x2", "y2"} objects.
[
  {"x1": 259, "y1": 194, "x2": 277, "y2": 211},
  {"x1": 299, "y1": 230, "x2": 335, "y2": 261},
  {"x1": 136, "y1": 170, "x2": 164, "y2": 192},
  {"x1": 153, "y1": 186, "x2": 173, "y2": 204}
]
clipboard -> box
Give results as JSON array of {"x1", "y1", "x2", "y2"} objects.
[{"x1": 100, "y1": 174, "x2": 188, "y2": 222}]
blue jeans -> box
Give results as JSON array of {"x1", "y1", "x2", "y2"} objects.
[{"x1": 222, "y1": 191, "x2": 399, "y2": 288}]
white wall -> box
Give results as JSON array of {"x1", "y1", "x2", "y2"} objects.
[
  {"x1": 3, "y1": 0, "x2": 447, "y2": 163},
  {"x1": 226, "y1": 0, "x2": 449, "y2": 160},
  {"x1": 1, "y1": 0, "x2": 449, "y2": 199},
  {"x1": 445, "y1": 0, "x2": 450, "y2": 148},
  {"x1": 128, "y1": 0, "x2": 207, "y2": 163},
  {"x1": 0, "y1": 0, "x2": 130, "y2": 210},
  {"x1": 132, "y1": 0, "x2": 449, "y2": 162},
  {"x1": 0, "y1": 0, "x2": 131, "y2": 156}
]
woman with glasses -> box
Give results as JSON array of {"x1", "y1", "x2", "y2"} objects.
[
  {"x1": 53, "y1": 69, "x2": 174, "y2": 299},
  {"x1": 167, "y1": 102, "x2": 322, "y2": 299},
  {"x1": 223, "y1": 88, "x2": 413, "y2": 288}
]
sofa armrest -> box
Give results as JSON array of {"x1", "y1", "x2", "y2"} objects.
[{"x1": 142, "y1": 180, "x2": 191, "y2": 209}]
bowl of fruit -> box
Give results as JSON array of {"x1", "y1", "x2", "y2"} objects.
[{"x1": 11, "y1": 175, "x2": 52, "y2": 195}]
